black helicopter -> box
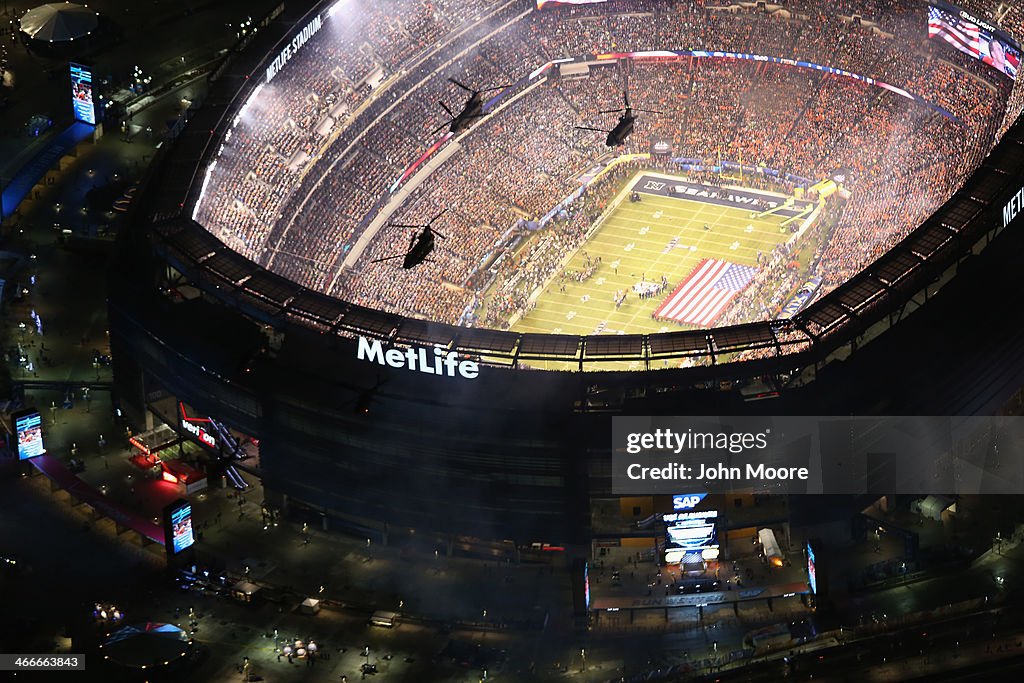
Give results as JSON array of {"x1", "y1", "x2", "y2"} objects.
[
  {"x1": 371, "y1": 209, "x2": 447, "y2": 269},
  {"x1": 433, "y1": 78, "x2": 510, "y2": 135},
  {"x1": 576, "y1": 89, "x2": 661, "y2": 147}
]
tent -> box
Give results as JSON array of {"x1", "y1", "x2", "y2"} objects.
[
  {"x1": 911, "y1": 495, "x2": 955, "y2": 521},
  {"x1": 758, "y1": 527, "x2": 784, "y2": 567},
  {"x1": 232, "y1": 580, "x2": 262, "y2": 603},
  {"x1": 99, "y1": 622, "x2": 191, "y2": 669},
  {"x1": 20, "y1": 3, "x2": 99, "y2": 43}
]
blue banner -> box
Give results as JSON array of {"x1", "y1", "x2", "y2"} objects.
[{"x1": 777, "y1": 276, "x2": 822, "y2": 320}]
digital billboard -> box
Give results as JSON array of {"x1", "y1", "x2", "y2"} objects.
[
  {"x1": 166, "y1": 500, "x2": 196, "y2": 555},
  {"x1": 13, "y1": 410, "x2": 45, "y2": 460},
  {"x1": 928, "y1": 3, "x2": 1020, "y2": 80},
  {"x1": 70, "y1": 62, "x2": 96, "y2": 125},
  {"x1": 807, "y1": 541, "x2": 818, "y2": 594},
  {"x1": 664, "y1": 509, "x2": 719, "y2": 564},
  {"x1": 583, "y1": 561, "x2": 590, "y2": 610}
]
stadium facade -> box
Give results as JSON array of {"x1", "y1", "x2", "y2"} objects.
[{"x1": 111, "y1": 0, "x2": 1024, "y2": 548}]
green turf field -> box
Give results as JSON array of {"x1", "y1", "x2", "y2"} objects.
[{"x1": 509, "y1": 174, "x2": 793, "y2": 342}]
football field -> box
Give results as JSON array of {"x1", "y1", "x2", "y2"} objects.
[{"x1": 509, "y1": 175, "x2": 794, "y2": 341}]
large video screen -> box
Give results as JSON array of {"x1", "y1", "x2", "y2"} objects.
[
  {"x1": 169, "y1": 502, "x2": 196, "y2": 555},
  {"x1": 664, "y1": 510, "x2": 719, "y2": 564},
  {"x1": 70, "y1": 62, "x2": 96, "y2": 125},
  {"x1": 13, "y1": 410, "x2": 45, "y2": 460},
  {"x1": 928, "y1": 3, "x2": 1020, "y2": 80}
]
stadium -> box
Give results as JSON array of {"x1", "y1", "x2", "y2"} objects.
[{"x1": 109, "y1": 0, "x2": 1024, "y2": 547}]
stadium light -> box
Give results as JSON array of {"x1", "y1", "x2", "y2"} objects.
[{"x1": 328, "y1": 0, "x2": 352, "y2": 18}]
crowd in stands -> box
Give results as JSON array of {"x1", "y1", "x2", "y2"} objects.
[{"x1": 192, "y1": 0, "x2": 1020, "y2": 338}]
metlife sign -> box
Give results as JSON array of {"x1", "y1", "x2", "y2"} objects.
[
  {"x1": 265, "y1": 14, "x2": 323, "y2": 83},
  {"x1": 1004, "y1": 185, "x2": 1024, "y2": 229},
  {"x1": 356, "y1": 336, "x2": 479, "y2": 379}
]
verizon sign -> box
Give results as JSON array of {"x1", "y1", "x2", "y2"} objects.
[
  {"x1": 181, "y1": 419, "x2": 216, "y2": 448},
  {"x1": 356, "y1": 336, "x2": 479, "y2": 379}
]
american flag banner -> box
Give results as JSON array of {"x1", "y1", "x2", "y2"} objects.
[
  {"x1": 654, "y1": 259, "x2": 757, "y2": 327},
  {"x1": 928, "y1": 6, "x2": 983, "y2": 58}
]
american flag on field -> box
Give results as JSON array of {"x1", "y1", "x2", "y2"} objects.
[
  {"x1": 928, "y1": 6, "x2": 983, "y2": 59},
  {"x1": 654, "y1": 259, "x2": 757, "y2": 327}
]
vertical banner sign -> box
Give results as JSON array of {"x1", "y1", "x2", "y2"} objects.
[
  {"x1": 12, "y1": 410, "x2": 45, "y2": 460},
  {"x1": 70, "y1": 63, "x2": 96, "y2": 125}
]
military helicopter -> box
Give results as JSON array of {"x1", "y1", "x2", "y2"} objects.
[
  {"x1": 575, "y1": 89, "x2": 661, "y2": 147},
  {"x1": 432, "y1": 78, "x2": 511, "y2": 135},
  {"x1": 370, "y1": 209, "x2": 447, "y2": 269}
]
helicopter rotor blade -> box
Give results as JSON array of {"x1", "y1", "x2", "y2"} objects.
[
  {"x1": 430, "y1": 120, "x2": 451, "y2": 135},
  {"x1": 426, "y1": 208, "x2": 449, "y2": 226},
  {"x1": 632, "y1": 108, "x2": 663, "y2": 114},
  {"x1": 386, "y1": 223, "x2": 427, "y2": 229},
  {"x1": 370, "y1": 254, "x2": 406, "y2": 264},
  {"x1": 599, "y1": 108, "x2": 625, "y2": 114},
  {"x1": 575, "y1": 126, "x2": 610, "y2": 133},
  {"x1": 439, "y1": 101, "x2": 455, "y2": 118},
  {"x1": 478, "y1": 84, "x2": 513, "y2": 92},
  {"x1": 448, "y1": 77, "x2": 473, "y2": 92}
]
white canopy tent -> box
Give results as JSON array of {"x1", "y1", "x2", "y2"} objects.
[{"x1": 20, "y1": 3, "x2": 99, "y2": 43}]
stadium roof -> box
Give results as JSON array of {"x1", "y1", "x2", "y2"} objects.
[{"x1": 141, "y1": 0, "x2": 1024, "y2": 374}]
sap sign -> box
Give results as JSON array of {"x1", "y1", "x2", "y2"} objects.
[{"x1": 673, "y1": 493, "x2": 707, "y2": 510}]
